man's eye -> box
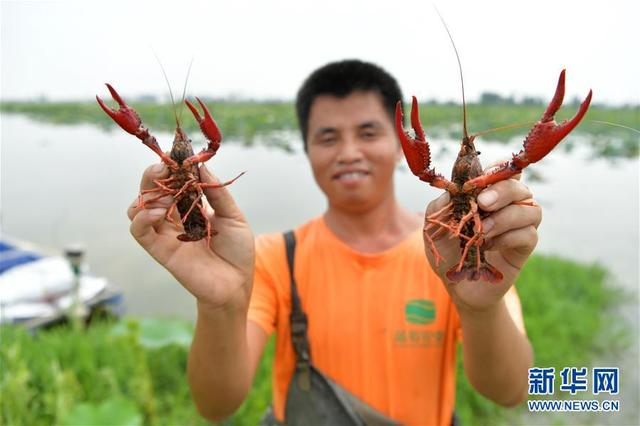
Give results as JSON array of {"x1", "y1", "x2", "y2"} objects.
[
  {"x1": 361, "y1": 131, "x2": 377, "y2": 140},
  {"x1": 319, "y1": 137, "x2": 336, "y2": 145}
]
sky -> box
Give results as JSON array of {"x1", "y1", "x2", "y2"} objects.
[{"x1": 1, "y1": 0, "x2": 639, "y2": 105}]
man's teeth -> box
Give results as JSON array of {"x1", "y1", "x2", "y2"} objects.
[{"x1": 338, "y1": 172, "x2": 367, "y2": 180}]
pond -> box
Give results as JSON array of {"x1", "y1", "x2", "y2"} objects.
[
  {"x1": 1, "y1": 114, "x2": 638, "y2": 318},
  {"x1": 2, "y1": 113, "x2": 639, "y2": 423}
]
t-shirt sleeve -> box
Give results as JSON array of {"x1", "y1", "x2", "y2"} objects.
[{"x1": 247, "y1": 234, "x2": 283, "y2": 336}]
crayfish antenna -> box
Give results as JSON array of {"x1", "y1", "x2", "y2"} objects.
[
  {"x1": 153, "y1": 51, "x2": 180, "y2": 128},
  {"x1": 177, "y1": 58, "x2": 194, "y2": 125},
  {"x1": 435, "y1": 6, "x2": 469, "y2": 141}
]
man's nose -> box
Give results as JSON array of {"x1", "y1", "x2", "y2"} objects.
[{"x1": 336, "y1": 136, "x2": 363, "y2": 164}]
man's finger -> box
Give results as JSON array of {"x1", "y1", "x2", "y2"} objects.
[
  {"x1": 130, "y1": 207, "x2": 166, "y2": 248},
  {"x1": 485, "y1": 225, "x2": 538, "y2": 259},
  {"x1": 481, "y1": 203, "x2": 542, "y2": 239},
  {"x1": 127, "y1": 194, "x2": 173, "y2": 221},
  {"x1": 140, "y1": 163, "x2": 170, "y2": 191},
  {"x1": 426, "y1": 191, "x2": 451, "y2": 215},
  {"x1": 199, "y1": 164, "x2": 246, "y2": 221},
  {"x1": 477, "y1": 179, "x2": 532, "y2": 211}
]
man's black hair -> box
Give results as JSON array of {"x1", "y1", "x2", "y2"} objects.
[{"x1": 295, "y1": 59, "x2": 404, "y2": 150}]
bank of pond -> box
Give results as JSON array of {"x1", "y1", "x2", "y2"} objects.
[
  {"x1": 0, "y1": 254, "x2": 631, "y2": 426},
  {"x1": 1, "y1": 101, "x2": 637, "y2": 158}
]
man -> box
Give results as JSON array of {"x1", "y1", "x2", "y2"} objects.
[{"x1": 127, "y1": 60, "x2": 538, "y2": 425}]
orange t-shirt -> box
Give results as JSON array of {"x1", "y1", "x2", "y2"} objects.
[{"x1": 248, "y1": 217, "x2": 461, "y2": 425}]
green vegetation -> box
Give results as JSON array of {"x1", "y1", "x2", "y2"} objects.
[
  {"x1": 414, "y1": 102, "x2": 639, "y2": 158},
  {"x1": 455, "y1": 255, "x2": 630, "y2": 425},
  {"x1": 0, "y1": 101, "x2": 297, "y2": 152},
  {"x1": 0, "y1": 255, "x2": 630, "y2": 425},
  {"x1": 0, "y1": 317, "x2": 275, "y2": 426},
  {"x1": 1, "y1": 100, "x2": 637, "y2": 157}
]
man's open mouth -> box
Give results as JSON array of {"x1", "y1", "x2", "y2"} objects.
[{"x1": 333, "y1": 170, "x2": 370, "y2": 181}]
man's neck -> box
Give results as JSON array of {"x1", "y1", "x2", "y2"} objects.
[{"x1": 323, "y1": 195, "x2": 421, "y2": 254}]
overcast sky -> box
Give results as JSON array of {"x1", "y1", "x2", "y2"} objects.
[{"x1": 1, "y1": 0, "x2": 638, "y2": 105}]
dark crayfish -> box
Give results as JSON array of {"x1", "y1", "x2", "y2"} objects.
[
  {"x1": 97, "y1": 84, "x2": 244, "y2": 244},
  {"x1": 396, "y1": 70, "x2": 592, "y2": 283}
]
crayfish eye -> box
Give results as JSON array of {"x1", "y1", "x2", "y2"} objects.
[{"x1": 476, "y1": 151, "x2": 481, "y2": 155}]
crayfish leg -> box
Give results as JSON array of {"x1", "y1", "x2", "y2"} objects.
[
  {"x1": 422, "y1": 202, "x2": 455, "y2": 266},
  {"x1": 165, "y1": 202, "x2": 181, "y2": 229},
  {"x1": 423, "y1": 225, "x2": 444, "y2": 267},
  {"x1": 198, "y1": 171, "x2": 246, "y2": 189}
]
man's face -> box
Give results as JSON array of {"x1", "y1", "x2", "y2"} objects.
[{"x1": 306, "y1": 91, "x2": 401, "y2": 213}]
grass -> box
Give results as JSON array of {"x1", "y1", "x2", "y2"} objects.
[
  {"x1": 454, "y1": 255, "x2": 630, "y2": 425},
  {"x1": 0, "y1": 255, "x2": 631, "y2": 425},
  {"x1": 0, "y1": 100, "x2": 297, "y2": 152},
  {"x1": 426, "y1": 102, "x2": 639, "y2": 158},
  {"x1": 1, "y1": 100, "x2": 637, "y2": 157}
]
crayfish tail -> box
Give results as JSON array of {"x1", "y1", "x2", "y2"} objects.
[
  {"x1": 445, "y1": 262, "x2": 503, "y2": 284},
  {"x1": 479, "y1": 263, "x2": 503, "y2": 284},
  {"x1": 445, "y1": 267, "x2": 467, "y2": 283},
  {"x1": 177, "y1": 233, "x2": 200, "y2": 242}
]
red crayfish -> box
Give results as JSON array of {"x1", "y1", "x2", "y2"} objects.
[
  {"x1": 396, "y1": 70, "x2": 592, "y2": 283},
  {"x1": 97, "y1": 84, "x2": 243, "y2": 244}
]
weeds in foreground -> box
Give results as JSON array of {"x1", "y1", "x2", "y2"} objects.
[{"x1": 0, "y1": 255, "x2": 631, "y2": 425}]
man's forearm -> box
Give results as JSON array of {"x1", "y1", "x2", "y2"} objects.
[
  {"x1": 187, "y1": 298, "x2": 252, "y2": 421},
  {"x1": 458, "y1": 298, "x2": 533, "y2": 406}
]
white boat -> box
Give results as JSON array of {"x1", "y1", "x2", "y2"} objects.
[{"x1": 0, "y1": 237, "x2": 123, "y2": 329}]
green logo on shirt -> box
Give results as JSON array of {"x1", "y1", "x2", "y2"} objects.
[{"x1": 405, "y1": 299, "x2": 435, "y2": 324}]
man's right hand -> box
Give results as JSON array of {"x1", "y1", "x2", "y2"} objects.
[{"x1": 127, "y1": 162, "x2": 255, "y2": 312}]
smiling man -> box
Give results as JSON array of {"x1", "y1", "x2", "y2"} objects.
[{"x1": 128, "y1": 59, "x2": 537, "y2": 425}]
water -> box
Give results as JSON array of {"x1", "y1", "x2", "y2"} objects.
[
  {"x1": 2, "y1": 114, "x2": 639, "y2": 422},
  {"x1": 2, "y1": 114, "x2": 638, "y2": 311}
]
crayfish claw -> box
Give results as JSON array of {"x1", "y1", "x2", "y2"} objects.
[
  {"x1": 184, "y1": 98, "x2": 202, "y2": 122},
  {"x1": 185, "y1": 97, "x2": 222, "y2": 147},
  {"x1": 518, "y1": 71, "x2": 592, "y2": 166},
  {"x1": 557, "y1": 89, "x2": 593, "y2": 137},
  {"x1": 395, "y1": 99, "x2": 432, "y2": 176},
  {"x1": 96, "y1": 94, "x2": 115, "y2": 118},
  {"x1": 541, "y1": 69, "x2": 566, "y2": 123},
  {"x1": 105, "y1": 83, "x2": 127, "y2": 108},
  {"x1": 410, "y1": 96, "x2": 426, "y2": 141},
  {"x1": 396, "y1": 99, "x2": 456, "y2": 191},
  {"x1": 96, "y1": 83, "x2": 142, "y2": 136}
]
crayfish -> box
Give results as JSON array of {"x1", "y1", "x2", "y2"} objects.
[
  {"x1": 396, "y1": 70, "x2": 592, "y2": 283},
  {"x1": 97, "y1": 84, "x2": 243, "y2": 244}
]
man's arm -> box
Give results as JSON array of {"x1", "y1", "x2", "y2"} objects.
[
  {"x1": 128, "y1": 163, "x2": 264, "y2": 420},
  {"x1": 424, "y1": 176, "x2": 540, "y2": 406},
  {"x1": 457, "y1": 288, "x2": 532, "y2": 406},
  {"x1": 188, "y1": 310, "x2": 269, "y2": 420}
]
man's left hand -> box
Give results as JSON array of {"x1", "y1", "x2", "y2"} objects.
[{"x1": 424, "y1": 174, "x2": 542, "y2": 312}]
